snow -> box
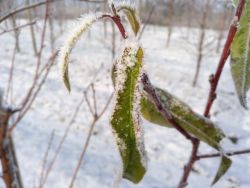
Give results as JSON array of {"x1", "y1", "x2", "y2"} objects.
[{"x1": 0, "y1": 19, "x2": 250, "y2": 188}]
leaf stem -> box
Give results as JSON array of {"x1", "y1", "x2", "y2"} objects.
[{"x1": 102, "y1": 14, "x2": 127, "y2": 39}]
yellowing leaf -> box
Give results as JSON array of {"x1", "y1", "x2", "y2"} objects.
[{"x1": 110, "y1": 44, "x2": 146, "y2": 183}]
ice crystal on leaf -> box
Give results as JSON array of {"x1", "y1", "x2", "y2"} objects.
[
  {"x1": 110, "y1": 40, "x2": 147, "y2": 183},
  {"x1": 58, "y1": 13, "x2": 103, "y2": 92}
]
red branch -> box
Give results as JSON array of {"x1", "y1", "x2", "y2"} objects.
[
  {"x1": 204, "y1": 0, "x2": 245, "y2": 117},
  {"x1": 177, "y1": 1, "x2": 246, "y2": 187}
]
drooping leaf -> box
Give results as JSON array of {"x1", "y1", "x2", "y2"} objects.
[
  {"x1": 140, "y1": 87, "x2": 232, "y2": 184},
  {"x1": 110, "y1": 43, "x2": 147, "y2": 183},
  {"x1": 141, "y1": 88, "x2": 224, "y2": 149},
  {"x1": 231, "y1": 1, "x2": 250, "y2": 108},
  {"x1": 212, "y1": 155, "x2": 232, "y2": 185},
  {"x1": 117, "y1": 4, "x2": 140, "y2": 36},
  {"x1": 58, "y1": 13, "x2": 102, "y2": 92}
]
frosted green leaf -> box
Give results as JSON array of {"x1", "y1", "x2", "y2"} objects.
[
  {"x1": 140, "y1": 88, "x2": 232, "y2": 184},
  {"x1": 117, "y1": 4, "x2": 140, "y2": 35},
  {"x1": 58, "y1": 13, "x2": 102, "y2": 92},
  {"x1": 231, "y1": 1, "x2": 250, "y2": 108},
  {"x1": 110, "y1": 45, "x2": 146, "y2": 183},
  {"x1": 212, "y1": 155, "x2": 232, "y2": 185},
  {"x1": 141, "y1": 88, "x2": 224, "y2": 149}
]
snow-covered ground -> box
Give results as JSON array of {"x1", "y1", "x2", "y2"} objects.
[{"x1": 0, "y1": 20, "x2": 250, "y2": 188}]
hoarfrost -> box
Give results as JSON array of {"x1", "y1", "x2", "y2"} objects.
[{"x1": 58, "y1": 12, "x2": 103, "y2": 90}]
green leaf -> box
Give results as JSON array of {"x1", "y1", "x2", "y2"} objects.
[
  {"x1": 140, "y1": 87, "x2": 232, "y2": 184},
  {"x1": 212, "y1": 155, "x2": 232, "y2": 185},
  {"x1": 141, "y1": 88, "x2": 224, "y2": 149},
  {"x1": 58, "y1": 13, "x2": 101, "y2": 92},
  {"x1": 231, "y1": 1, "x2": 250, "y2": 108},
  {"x1": 110, "y1": 45, "x2": 146, "y2": 183},
  {"x1": 117, "y1": 5, "x2": 140, "y2": 36}
]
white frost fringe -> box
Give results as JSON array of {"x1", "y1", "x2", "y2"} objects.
[
  {"x1": 112, "y1": 39, "x2": 147, "y2": 169},
  {"x1": 58, "y1": 12, "x2": 103, "y2": 86}
]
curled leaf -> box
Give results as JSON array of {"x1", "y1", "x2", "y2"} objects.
[
  {"x1": 110, "y1": 42, "x2": 147, "y2": 183},
  {"x1": 117, "y1": 3, "x2": 140, "y2": 36},
  {"x1": 58, "y1": 13, "x2": 102, "y2": 92}
]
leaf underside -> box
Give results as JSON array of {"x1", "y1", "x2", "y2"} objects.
[
  {"x1": 231, "y1": 1, "x2": 250, "y2": 108},
  {"x1": 140, "y1": 88, "x2": 231, "y2": 184},
  {"x1": 110, "y1": 46, "x2": 146, "y2": 183},
  {"x1": 118, "y1": 6, "x2": 140, "y2": 35}
]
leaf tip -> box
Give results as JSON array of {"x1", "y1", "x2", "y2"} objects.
[{"x1": 211, "y1": 156, "x2": 232, "y2": 186}]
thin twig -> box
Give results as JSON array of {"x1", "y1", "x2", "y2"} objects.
[
  {"x1": 0, "y1": 0, "x2": 58, "y2": 23},
  {"x1": 39, "y1": 130, "x2": 55, "y2": 186},
  {"x1": 197, "y1": 149, "x2": 250, "y2": 160},
  {"x1": 38, "y1": 95, "x2": 85, "y2": 188},
  {"x1": 69, "y1": 91, "x2": 113, "y2": 188},
  {"x1": 0, "y1": 21, "x2": 36, "y2": 35},
  {"x1": 9, "y1": 52, "x2": 57, "y2": 132},
  {"x1": 68, "y1": 119, "x2": 97, "y2": 188},
  {"x1": 38, "y1": 65, "x2": 105, "y2": 188},
  {"x1": 138, "y1": 4, "x2": 156, "y2": 40},
  {"x1": 5, "y1": 45, "x2": 17, "y2": 104},
  {"x1": 84, "y1": 91, "x2": 95, "y2": 117},
  {"x1": 91, "y1": 84, "x2": 98, "y2": 116},
  {"x1": 9, "y1": 0, "x2": 55, "y2": 132}
]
